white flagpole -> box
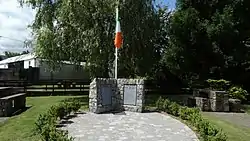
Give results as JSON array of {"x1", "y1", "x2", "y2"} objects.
[
  {"x1": 115, "y1": 7, "x2": 119, "y2": 79},
  {"x1": 115, "y1": 47, "x2": 118, "y2": 79}
]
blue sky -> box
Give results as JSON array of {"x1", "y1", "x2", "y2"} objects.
[
  {"x1": 0, "y1": 0, "x2": 176, "y2": 55},
  {"x1": 161, "y1": 0, "x2": 176, "y2": 10}
]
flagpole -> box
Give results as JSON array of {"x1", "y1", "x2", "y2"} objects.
[
  {"x1": 115, "y1": 5, "x2": 119, "y2": 79},
  {"x1": 115, "y1": 47, "x2": 118, "y2": 79}
]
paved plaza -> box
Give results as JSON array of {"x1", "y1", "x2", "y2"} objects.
[{"x1": 62, "y1": 111, "x2": 199, "y2": 141}]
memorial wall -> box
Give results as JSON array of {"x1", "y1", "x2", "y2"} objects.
[{"x1": 89, "y1": 78, "x2": 145, "y2": 114}]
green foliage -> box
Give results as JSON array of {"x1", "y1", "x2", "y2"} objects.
[
  {"x1": 35, "y1": 113, "x2": 56, "y2": 134},
  {"x1": 168, "y1": 102, "x2": 180, "y2": 116},
  {"x1": 35, "y1": 98, "x2": 81, "y2": 141},
  {"x1": 163, "y1": 99, "x2": 171, "y2": 113},
  {"x1": 179, "y1": 106, "x2": 200, "y2": 120},
  {"x1": 72, "y1": 101, "x2": 81, "y2": 113},
  {"x1": 155, "y1": 96, "x2": 165, "y2": 111},
  {"x1": 56, "y1": 104, "x2": 67, "y2": 120},
  {"x1": 206, "y1": 79, "x2": 230, "y2": 91},
  {"x1": 164, "y1": 0, "x2": 250, "y2": 86},
  {"x1": 20, "y1": 0, "x2": 167, "y2": 78},
  {"x1": 228, "y1": 86, "x2": 249, "y2": 101},
  {"x1": 155, "y1": 97, "x2": 227, "y2": 141},
  {"x1": 47, "y1": 128, "x2": 74, "y2": 141}
]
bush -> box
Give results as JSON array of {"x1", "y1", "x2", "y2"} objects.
[
  {"x1": 48, "y1": 128, "x2": 74, "y2": 141},
  {"x1": 189, "y1": 112, "x2": 203, "y2": 127},
  {"x1": 228, "y1": 86, "x2": 248, "y2": 101},
  {"x1": 168, "y1": 102, "x2": 180, "y2": 116},
  {"x1": 179, "y1": 107, "x2": 200, "y2": 120},
  {"x1": 64, "y1": 102, "x2": 73, "y2": 115},
  {"x1": 155, "y1": 97, "x2": 227, "y2": 141},
  {"x1": 35, "y1": 98, "x2": 81, "y2": 141},
  {"x1": 206, "y1": 79, "x2": 230, "y2": 91},
  {"x1": 56, "y1": 104, "x2": 67, "y2": 119},
  {"x1": 35, "y1": 113, "x2": 56, "y2": 133},
  {"x1": 72, "y1": 101, "x2": 81, "y2": 113},
  {"x1": 156, "y1": 96, "x2": 165, "y2": 111},
  {"x1": 163, "y1": 99, "x2": 171, "y2": 113}
]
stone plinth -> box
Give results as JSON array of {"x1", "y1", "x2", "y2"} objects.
[
  {"x1": 193, "y1": 89, "x2": 229, "y2": 112},
  {"x1": 89, "y1": 78, "x2": 145, "y2": 114},
  {"x1": 209, "y1": 91, "x2": 229, "y2": 112},
  {"x1": 195, "y1": 97, "x2": 210, "y2": 111},
  {"x1": 89, "y1": 78, "x2": 118, "y2": 114},
  {"x1": 229, "y1": 99, "x2": 242, "y2": 112},
  {"x1": 117, "y1": 79, "x2": 145, "y2": 113}
]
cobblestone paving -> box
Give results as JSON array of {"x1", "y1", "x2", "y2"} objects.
[{"x1": 62, "y1": 111, "x2": 198, "y2": 141}]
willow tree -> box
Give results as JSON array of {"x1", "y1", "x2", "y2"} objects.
[{"x1": 20, "y1": 0, "x2": 163, "y2": 78}]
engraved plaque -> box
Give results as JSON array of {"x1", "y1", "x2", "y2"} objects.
[
  {"x1": 101, "y1": 85, "x2": 112, "y2": 105},
  {"x1": 124, "y1": 85, "x2": 137, "y2": 105}
]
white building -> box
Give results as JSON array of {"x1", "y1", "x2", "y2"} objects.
[{"x1": 0, "y1": 53, "x2": 89, "y2": 80}]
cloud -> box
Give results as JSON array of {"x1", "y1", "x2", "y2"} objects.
[{"x1": 0, "y1": 0, "x2": 35, "y2": 55}]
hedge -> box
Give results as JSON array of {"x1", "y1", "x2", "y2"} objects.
[
  {"x1": 156, "y1": 97, "x2": 227, "y2": 141},
  {"x1": 34, "y1": 98, "x2": 81, "y2": 141}
]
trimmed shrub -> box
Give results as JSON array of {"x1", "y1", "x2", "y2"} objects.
[
  {"x1": 156, "y1": 96, "x2": 165, "y2": 111},
  {"x1": 206, "y1": 79, "x2": 230, "y2": 91},
  {"x1": 72, "y1": 100, "x2": 81, "y2": 113},
  {"x1": 35, "y1": 98, "x2": 82, "y2": 141},
  {"x1": 179, "y1": 106, "x2": 199, "y2": 120},
  {"x1": 189, "y1": 112, "x2": 203, "y2": 127},
  {"x1": 228, "y1": 86, "x2": 248, "y2": 101},
  {"x1": 155, "y1": 97, "x2": 227, "y2": 141},
  {"x1": 163, "y1": 99, "x2": 171, "y2": 113},
  {"x1": 35, "y1": 113, "x2": 56, "y2": 133},
  {"x1": 168, "y1": 102, "x2": 180, "y2": 116},
  {"x1": 48, "y1": 128, "x2": 74, "y2": 141},
  {"x1": 56, "y1": 104, "x2": 67, "y2": 119}
]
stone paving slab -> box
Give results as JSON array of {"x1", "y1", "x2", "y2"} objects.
[{"x1": 62, "y1": 111, "x2": 198, "y2": 141}]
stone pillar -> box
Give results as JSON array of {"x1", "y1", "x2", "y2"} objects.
[
  {"x1": 195, "y1": 97, "x2": 210, "y2": 111},
  {"x1": 209, "y1": 91, "x2": 229, "y2": 112},
  {"x1": 89, "y1": 78, "x2": 117, "y2": 114},
  {"x1": 229, "y1": 99, "x2": 241, "y2": 112},
  {"x1": 117, "y1": 79, "x2": 145, "y2": 113}
]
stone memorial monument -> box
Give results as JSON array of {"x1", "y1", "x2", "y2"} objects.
[{"x1": 89, "y1": 78, "x2": 145, "y2": 114}]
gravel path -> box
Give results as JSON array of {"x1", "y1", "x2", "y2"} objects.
[
  {"x1": 62, "y1": 111, "x2": 198, "y2": 141},
  {"x1": 203, "y1": 112, "x2": 250, "y2": 128}
]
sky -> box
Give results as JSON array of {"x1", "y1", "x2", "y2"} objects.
[{"x1": 0, "y1": 0, "x2": 176, "y2": 55}]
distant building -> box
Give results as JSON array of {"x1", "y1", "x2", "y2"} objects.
[
  {"x1": 0, "y1": 53, "x2": 89, "y2": 80},
  {"x1": 0, "y1": 55, "x2": 6, "y2": 61}
]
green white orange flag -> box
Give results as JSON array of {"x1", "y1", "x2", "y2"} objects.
[{"x1": 114, "y1": 7, "x2": 123, "y2": 48}]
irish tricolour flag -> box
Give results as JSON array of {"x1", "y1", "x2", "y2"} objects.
[{"x1": 114, "y1": 7, "x2": 122, "y2": 48}]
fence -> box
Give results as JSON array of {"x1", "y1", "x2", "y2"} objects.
[{"x1": 0, "y1": 79, "x2": 186, "y2": 96}]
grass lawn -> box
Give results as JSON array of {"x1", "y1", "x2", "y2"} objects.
[
  {"x1": 0, "y1": 96, "x2": 88, "y2": 141},
  {"x1": 202, "y1": 113, "x2": 250, "y2": 141}
]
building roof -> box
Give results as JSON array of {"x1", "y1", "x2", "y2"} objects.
[
  {"x1": 0, "y1": 53, "x2": 86, "y2": 66},
  {"x1": 0, "y1": 53, "x2": 35, "y2": 65}
]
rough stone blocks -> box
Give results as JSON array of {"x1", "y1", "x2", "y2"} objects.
[{"x1": 89, "y1": 78, "x2": 145, "y2": 114}]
